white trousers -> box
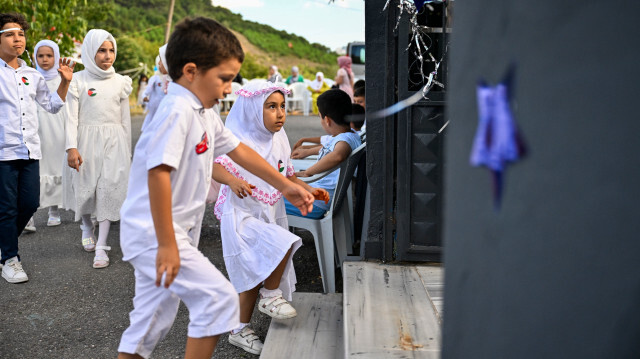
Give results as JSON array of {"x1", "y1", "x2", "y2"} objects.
[{"x1": 118, "y1": 240, "x2": 239, "y2": 358}]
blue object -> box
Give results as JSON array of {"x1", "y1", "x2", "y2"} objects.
[{"x1": 470, "y1": 66, "x2": 526, "y2": 208}]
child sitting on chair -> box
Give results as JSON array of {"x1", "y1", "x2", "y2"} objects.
[{"x1": 287, "y1": 89, "x2": 362, "y2": 219}]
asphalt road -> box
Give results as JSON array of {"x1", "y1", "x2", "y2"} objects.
[{"x1": 0, "y1": 113, "x2": 326, "y2": 358}]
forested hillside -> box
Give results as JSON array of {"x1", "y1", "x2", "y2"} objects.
[
  {"x1": 1, "y1": 0, "x2": 339, "y2": 80},
  {"x1": 101, "y1": 0, "x2": 339, "y2": 79}
]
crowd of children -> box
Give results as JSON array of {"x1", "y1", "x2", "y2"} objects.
[{"x1": 0, "y1": 9, "x2": 368, "y2": 358}]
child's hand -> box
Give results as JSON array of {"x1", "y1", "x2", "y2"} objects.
[
  {"x1": 291, "y1": 148, "x2": 310, "y2": 159},
  {"x1": 66, "y1": 148, "x2": 83, "y2": 172},
  {"x1": 282, "y1": 183, "x2": 314, "y2": 216},
  {"x1": 156, "y1": 244, "x2": 180, "y2": 288},
  {"x1": 58, "y1": 58, "x2": 75, "y2": 82},
  {"x1": 293, "y1": 138, "x2": 305, "y2": 150},
  {"x1": 230, "y1": 178, "x2": 256, "y2": 199},
  {"x1": 295, "y1": 170, "x2": 310, "y2": 178},
  {"x1": 312, "y1": 188, "x2": 330, "y2": 204}
]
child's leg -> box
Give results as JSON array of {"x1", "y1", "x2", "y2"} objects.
[
  {"x1": 238, "y1": 285, "x2": 260, "y2": 324},
  {"x1": 93, "y1": 220, "x2": 111, "y2": 268},
  {"x1": 47, "y1": 205, "x2": 61, "y2": 226},
  {"x1": 185, "y1": 336, "x2": 219, "y2": 359},
  {"x1": 80, "y1": 214, "x2": 96, "y2": 251},
  {"x1": 0, "y1": 161, "x2": 21, "y2": 264},
  {"x1": 257, "y1": 246, "x2": 297, "y2": 320},
  {"x1": 263, "y1": 247, "x2": 293, "y2": 290},
  {"x1": 118, "y1": 251, "x2": 181, "y2": 358}
]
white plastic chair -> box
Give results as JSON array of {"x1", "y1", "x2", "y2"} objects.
[
  {"x1": 219, "y1": 82, "x2": 242, "y2": 112},
  {"x1": 287, "y1": 143, "x2": 366, "y2": 293},
  {"x1": 286, "y1": 82, "x2": 311, "y2": 116}
]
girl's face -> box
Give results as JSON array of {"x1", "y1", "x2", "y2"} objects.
[
  {"x1": 158, "y1": 59, "x2": 167, "y2": 75},
  {"x1": 36, "y1": 46, "x2": 55, "y2": 71},
  {"x1": 263, "y1": 91, "x2": 286, "y2": 133},
  {"x1": 94, "y1": 41, "x2": 115, "y2": 70}
]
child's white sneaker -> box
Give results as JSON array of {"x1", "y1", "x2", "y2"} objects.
[
  {"x1": 23, "y1": 217, "x2": 36, "y2": 233},
  {"x1": 228, "y1": 327, "x2": 263, "y2": 355},
  {"x1": 2, "y1": 256, "x2": 28, "y2": 283},
  {"x1": 258, "y1": 295, "x2": 297, "y2": 319},
  {"x1": 47, "y1": 209, "x2": 61, "y2": 226}
]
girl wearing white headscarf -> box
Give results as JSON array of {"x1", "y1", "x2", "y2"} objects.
[
  {"x1": 64, "y1": 29, "x2": 133, "y2": 269},
  {"x1": 29, "y1": 40, "x2": 65, "y2": 229},
  {"x1": 212, "y1": 81, "x2": 328, "y2": 354},
  {"x1": 307, "y1": 72, "x2": 330, "y2": 115},
  {"x1": 140, "y1": 45, "x2": 170, "y2": 132}
]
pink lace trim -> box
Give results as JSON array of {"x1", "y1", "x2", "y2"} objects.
[
  {"x1": 214, "y1": 157, "x2": 291, "y2": 219},
  {"x1": 235, "y1": 86, "x2": 290, "y2": 98}
]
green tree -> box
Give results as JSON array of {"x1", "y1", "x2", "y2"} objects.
[{"x1": 0, "y1": 0, "x2": 113, "y2": 63}]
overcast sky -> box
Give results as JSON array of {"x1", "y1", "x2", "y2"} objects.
[{"x1": 210, "y1": 0, "x2": 365, "y2": 51}]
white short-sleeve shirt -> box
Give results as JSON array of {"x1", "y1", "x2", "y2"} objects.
[{"x1": 120, "y1": 82, "x2": 240, "y2": 261}]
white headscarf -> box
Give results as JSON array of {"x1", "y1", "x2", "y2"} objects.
[
  {"x1": 216, "y1": 81, "x2": 292, "y2": 207},
  {"x1": 33, "y1": 40, "x2": 60, "y2": 81},
  {"x1": 309, "y1": 72, "x2": 325, "y2": 91},
  {"x1": 81, "y1": 29, "x2": 117, "y2": 79},
  {"x1": 159, "y1": 44, "x2": 169, "y2": 75}
]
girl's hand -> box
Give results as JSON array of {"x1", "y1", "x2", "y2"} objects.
[
  {"x1": 66, "y1": 148, "x2": 83, "y2": 172},
  {"x1": 230, "y1": 178, "x2": 256, "y2": 199},
  {"x1": 58, "y1": 58, "x2": 75, "y2": 82},
  {"x1": 312, "y1": 188, "x2": 330, "y2": 204},
  {"x1": 156, "y1": 244, "x2": 180, "y2": 288}
]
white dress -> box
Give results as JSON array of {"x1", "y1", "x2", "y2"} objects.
[
  {"x1": 65, "y1": 70, "x2": 132, "y2": 221},
  {"x1": 214, "y1": 156, "x2": 302, "y2": 301},
  {"x1": 37, "y1": 76, "x2": 65, "y2": 208}
]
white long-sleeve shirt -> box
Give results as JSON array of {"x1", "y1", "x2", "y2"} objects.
[{"x1": 0, "y1": 58, "x2": 64, "y2": 160}]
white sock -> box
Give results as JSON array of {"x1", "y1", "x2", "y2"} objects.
[
  {"x1": 48, "y1": 205, "x2": 59, "y2": 217},
  {"x1": 96, "y1": 220, "x2": 111, "y2": 249},
  {"x1": 80, "y1": 214, "x2": 93, "y2": 236},
  {"x1": 259, "y1": 287, "x2": 283, "y2": 299},
  {"x1": 231, "y1": 322, "x2": 249, "y2": 334}
]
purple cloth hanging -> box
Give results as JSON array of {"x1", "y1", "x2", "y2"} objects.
[{"x1": 470, "y1": 73, "x2": 527, "y2": 208}]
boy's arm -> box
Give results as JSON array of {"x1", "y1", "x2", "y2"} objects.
[
  {"x1": 291, "y1": 145, "x2": 321, "y2": 159},
  {"x1": 227, "y1": 143, "x2": 314, "y2": 215},
  {"x1": 148, "y1": 164, "x2": 180, "y2": 288},
  {"x1": 293, "y1": 136, "x2": 321, "y2": 150},
  {"x1": 296, "y1": 141, "x2": 351, "y2": 177},
  {"x1": 212, "y1": 163, "x2": 255, "y2": 199}
]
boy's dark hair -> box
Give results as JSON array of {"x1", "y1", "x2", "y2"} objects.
[
  {"x1": 0, "y1": 13, "x2": 30, "y2": 43},
  {"x1": 353, "y1": 86, "x2": 365, "y2": 98},
  {"x1": 317, "y1": 89, "x2": 353, "y2": 127},
  {"x1": 349, "y1": 104, "x2": 365, "y2": 130},
  {"x1": 166, "y1": 17, "x2": 244, "y2": 81},
  {"x1": 353, "y1": 79, "x2": 365, "y2": 92}
]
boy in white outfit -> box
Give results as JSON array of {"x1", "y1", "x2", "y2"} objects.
[
  {"x1": 117, "y1": 17, "x2": 314, "y2": 359},
  {"x1": 0, "y1": 12, "x2": 74, "y2": 283}
]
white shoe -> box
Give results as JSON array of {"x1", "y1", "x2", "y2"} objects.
[
  {"x1": 2, "y1": 256, "x2": 29, "y2": 283},
  {"x1": 47, "y1": 213, "x2": 61, "y2": 226},
  {"x1": 258, "y1": 295, "x2": 297, "y2": 319},
  {"x1": 228, "y1": 327, "x2": 263, "y2": 355},
  {"x1": 23, "y1": 217, "x2": 36, "y2": 233}
]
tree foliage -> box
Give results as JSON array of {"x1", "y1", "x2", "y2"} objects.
[{"x1": 0, "y1": 0, "x2": 113, "y2": 63}]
